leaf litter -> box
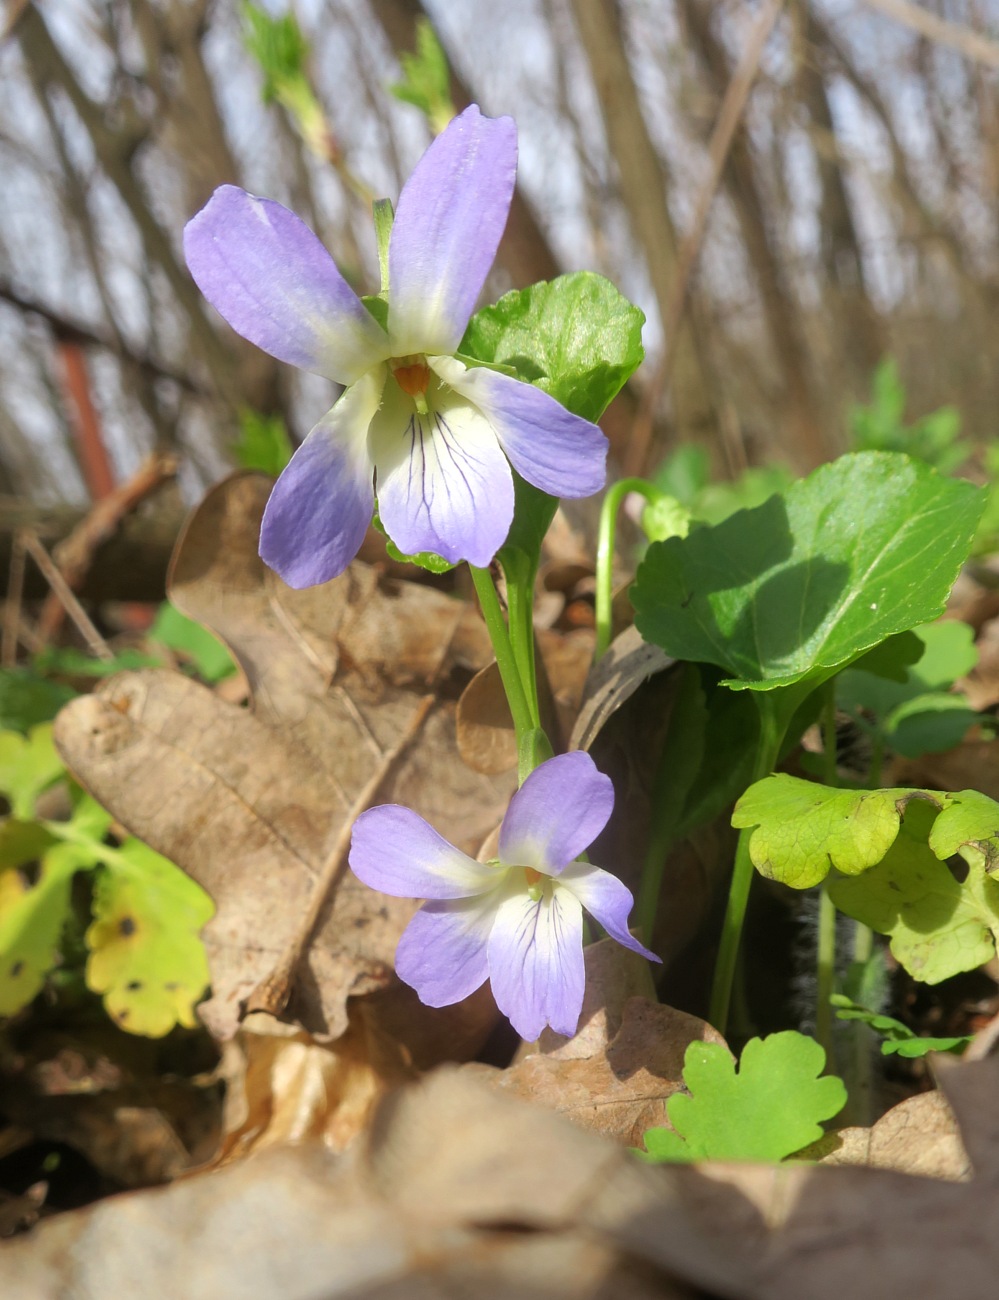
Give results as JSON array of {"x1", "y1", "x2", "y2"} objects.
[{"x1": 7, "y1": 472, "x2": 999, "y2": 1295}]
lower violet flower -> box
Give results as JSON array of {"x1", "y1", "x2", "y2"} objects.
[{"x1": 349, "y1": 751, "x2": 659, "y2": 1041}]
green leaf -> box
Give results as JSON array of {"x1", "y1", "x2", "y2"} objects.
[
  {"x1": 838, "y1": 621, "x2": 980, "y2": 759},
  {"x1": 641, "y1": 493, "x2": 691, "y2": 543},
  {"x1": 0, "y1": 846, "x2": 78, "y2": 1016},
  {"x1": 85, "y1": 840, "x2": 213, "y2": 1038},
  {"x1": 233, "y1": 409, "x2": 293, "y2": 477},
  {"x1": 388, "y1": 18, "x2": 455, "y2": 136},
  {"x1": 632, "y1": 453, "x2": 985, "y2": 694},
  {"x1": 32, "y1": 646, "x2": 159, "y2": 678},
  {"x1": 0, "y1": 724, "x2": 65, "y2": 819},
  {"x1": 732, "y1": 774, "x2": 910, "y2": 889},
  {"x1": 0, "y1": 668, "x2": 75, "y2": 732},
  {"x1": 638, "y1": 1032, "x2": 846, "y2": 1163},
  {"x1": 242, "y1": 2, "x2": 309, "y2": 102},
  {"x1": 831, "y1": 994, "x2": 971, "y2": 1057},
  {"x1": 461, "y1": 272, "x2": 645, "y2": 424},
  {"x1": 150, "y1": 602, "x2": 236, "y2": 683},
  {"x1": 828, "y1": 798, "x2": 999, "y2": 984},
  {"x1": 371, "y1": 510, "x2": 456, "y2": 575}
]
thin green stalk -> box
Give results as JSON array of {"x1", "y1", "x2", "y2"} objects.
[
  {"x1": 815, "y1": 682, "x2": 840, "y2": 1056},
  {"x1": 469, "y1": 565, "x2": 539, "y2": 784},
  {"x1": 505, "y1": 568, "x2": 540, "y2": 728},
  {"x1": 595, "y1": 477, "x2": 658, "y2": 660},
  {"x1": 815, "y1": 887, "x2": 837, "y2": 1057},
  {"x1": 708, "y1": 696, "x2": 784, "y2": 1033}
]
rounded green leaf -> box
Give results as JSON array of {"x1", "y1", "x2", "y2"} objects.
[
  {"x1": 633, "y1": 453, "x2": 986, "y2": 692},
  {"x1": 733, "y1": 774, "x2": 912, "y2": 888}
]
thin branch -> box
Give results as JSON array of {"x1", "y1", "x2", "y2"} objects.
[
  {"x1": 21, "y1": 532, "x2": 114, "y2": 661},
  {"x1": 863, "y1": 0, "x2": 999, "y2": 70},
  {"x1": 625, "y1": 0, "x2": 785, "y2": 478}
]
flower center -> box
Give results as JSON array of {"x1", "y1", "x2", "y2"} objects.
[
  {"x1": 391, "y1": 359, "x2": 431, "y2": 397},
  {"x1": 523, "y1": 865, "x2": 548, "y2": 903}
]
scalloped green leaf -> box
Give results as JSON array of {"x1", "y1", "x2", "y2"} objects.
[
  {"x1": 632, "y1": 453, "x2": 985, "y2": 692},
  {"x1": 0, "y1": 724, "x2": 65, "y2": 819},
  {"x1": 0, "y1": 843, "x2": 79, "y2": 1016},
  {"x1": 828, "y1": 799, "x2": 999, "y2": 983},
  {"x1": 85, "y1": 839, "x2": 213, "y2": 1038},
  {"x1": 732, "y1": 774, "x2": 913, "y2": 888},
  {"x1": 638, "y1": 1031, "x2": 846, "y2": 1164}
]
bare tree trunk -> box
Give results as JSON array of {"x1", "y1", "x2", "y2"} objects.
[
  {"x1": 795, "y1": 5, "x2": 886, "y2": 389},
  {"x1": 568, "y1": 0, "x2": 719, "y2": 456},
  {"x1": 680, "y1": 0, "x2": 827, "y2": 468}
]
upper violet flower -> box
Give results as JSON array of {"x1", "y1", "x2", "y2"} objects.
[
  {"x1": 348, "y1": 751, "x2": 659, "y2": 1042},
  {"x1": 183, "y1": 106, "x2": 609, "y2": 588}
]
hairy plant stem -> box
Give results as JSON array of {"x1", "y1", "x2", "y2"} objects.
[
  {"x1": 469, "y1": 564, "x2": 544, "y2": 785},
  {"x1": 708, "y1": 694, "x2": 784, "y2": 1033},
  {"x1": 595, "y1": 477, "x2": 658, "y2": 659}
]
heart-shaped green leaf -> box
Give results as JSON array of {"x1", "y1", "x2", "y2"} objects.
[{"x1": 632, "y1": 453, "x2": 985, "y2": 692}]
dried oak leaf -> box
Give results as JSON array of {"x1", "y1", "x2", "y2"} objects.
[
  {"x1": 54, "y1": 474, "x2": 512, "y2": 1045},
  {"x1": 0, "y1": 1069, "x2": 738, "y2": 1300},
  {"x1": 813, "y1": 1089, "x2": 970, "y2": 1182},
  {"x1": 472, "y1": 939, "x2": 724, "y2": 1146}
]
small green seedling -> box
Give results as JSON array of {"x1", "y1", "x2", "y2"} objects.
[{"x1": 638, "y1": 1031, "x2": 847, "y2": 1164}]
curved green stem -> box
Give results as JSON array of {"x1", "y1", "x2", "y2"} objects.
[
  {"x1": 595, "y1": 477, "x2": 658, "y2": 660},
  {"x1": 469, "y1": 564, "x2": 541, "y2": 784},
  {"x1": 504, "y1": 564, "x2": 540, "y2": 728},
  {"x1": 708, "y1": 696, "x2": 784, "y2": 1033}
]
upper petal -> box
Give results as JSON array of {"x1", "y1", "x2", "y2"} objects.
[
  {"x1": 349, "y1": 804, "x2": 499, "y2": 899},
  {"x1": 184, "y1": 185, "x2": 388, "y2": 384},
  {"x1": 440, "y1": 358, "x2": 608, "y2": 499},
  {"x1": 259, "y1": 370, "x2": 382, "y2": 587},
  {"x1": 371, "y1": 378, "x2": 514, "y2": 567},
  {"x1": 499, "y1": 751, "x2": 614, "y2": 874},
  {"x1": 558, "y1": 862, "x2": 660, "y2": 962},
  {"x1": 487, "y1": 881, "x2": 584, "y2": 1040},
  {"x1": 394, "y1": 894, "x2": 495, "y2": 1007},
  {"x1": 388, "y1": 105, "x2": 517, "y2": 356}
]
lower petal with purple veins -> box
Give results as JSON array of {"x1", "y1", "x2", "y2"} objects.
[
  {"x1": 260, "y1": 371, "x2": 382, "y2": 588},
  {"x1": 487, "y1": 879, "x2": 584, "y2": 1041},
  {"x1": 434, "y1": 356, "x2": 608, "y2": 500},
  {"x1": 372, "y1": 376, "x2": 513, "y2": 567},
  {"x1": 558, "y1": 862, "x2": 660, "y2": 963},
  {"x1": 395, "y1": 893, "x2": 497, "y2": 1007}
]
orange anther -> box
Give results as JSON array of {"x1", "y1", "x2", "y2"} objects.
[{"x1": 393, "y1": 361, "x2": 431, "y2": 397}]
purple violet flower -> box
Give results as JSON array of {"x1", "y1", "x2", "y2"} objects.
[
  {"x1": 348, "y1": 751, "x2": 659, "y2": 1041},
  {"x1": 183, "y1": 105, "x2": 609, "y2": 588}
]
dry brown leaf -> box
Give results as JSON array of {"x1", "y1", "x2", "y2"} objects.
[
  {"x1": 0, "y1": 1070, "x2": 734, "y2": 1300},
  {"x1": 473, "y1": 940, "x2": 723, "y2": 1145},
  {"x1": 53, "y1": 474, "x2": 512, "y2": 1048},
  {"x1": 570, "y1": 624, "x2": 672, "y2": 753},
  {"x1": 214, "y1": 1009, "x2": 414, "y2": 1163},
  {"x1": 815, "y1": 1089, "x2": 970, "y2": 1181}
]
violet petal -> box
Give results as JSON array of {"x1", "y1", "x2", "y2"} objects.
[
  {"x1": 259, "y1": 372, "x2": 382, "y2": 588},
  {"x1": 487, "y1": 881, "x2": 584, "y2": 1041},
  {"x1": 388, "y1": 106, "x2": 517, "y2": 357},
  {"x1": 372, "y1": 377, "x2": 514, "y2": 567},
  {"x1": 440, "y1": 358, "x2": 608, "y2": 499},
  {"x1": 394, "y1": 894, "x2": 496, "y2": 1006},
  {"x1": 349, "y1": 804, "x2": 499, "y2": 899},
  {"x1": 499, "y1": 751, "x2": 614, "y2": 875},
  {"x1": 184, "y1": 185, "x2": 388, "y2": 384},
  {"x1": 558, "y1": 862, "x2": 660, "y2": 962}
]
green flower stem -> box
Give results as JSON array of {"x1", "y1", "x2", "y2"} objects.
[
  {"x1": 505, "y1": 564, "x2": 541, "y2": 728},
  {"x1": 708, "y1": 695, "x2": 784, "y2": 1033},
  {"x1": 469, "y1": 564, "x2": 543, "y2": 784},
  {"x1": 595, "y1": 477, "x2": 659, "y2": 660},
  {"x1": 815, "y1": 682, "x2": 840, "y2": 1057}
]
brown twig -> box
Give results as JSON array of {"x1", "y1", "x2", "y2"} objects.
[
  {"x1": 21, "y1": 531, "x2": 114, "y2": 661},
  {"x1": 624, "y1": 0, "x2": 786, "y2": 479},
  {"x1": 243, "y1": 691, "x2": 439, "y2": 1018},
  {"x1": 1, "y1": 532, "x2": 26, "y2": 668},
  {"x1": 37, "y1": 450, "x2": 177, "y2": 644},
  {"x1": 863, "y1": 0, "x2": 999, "y2": 70}
]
